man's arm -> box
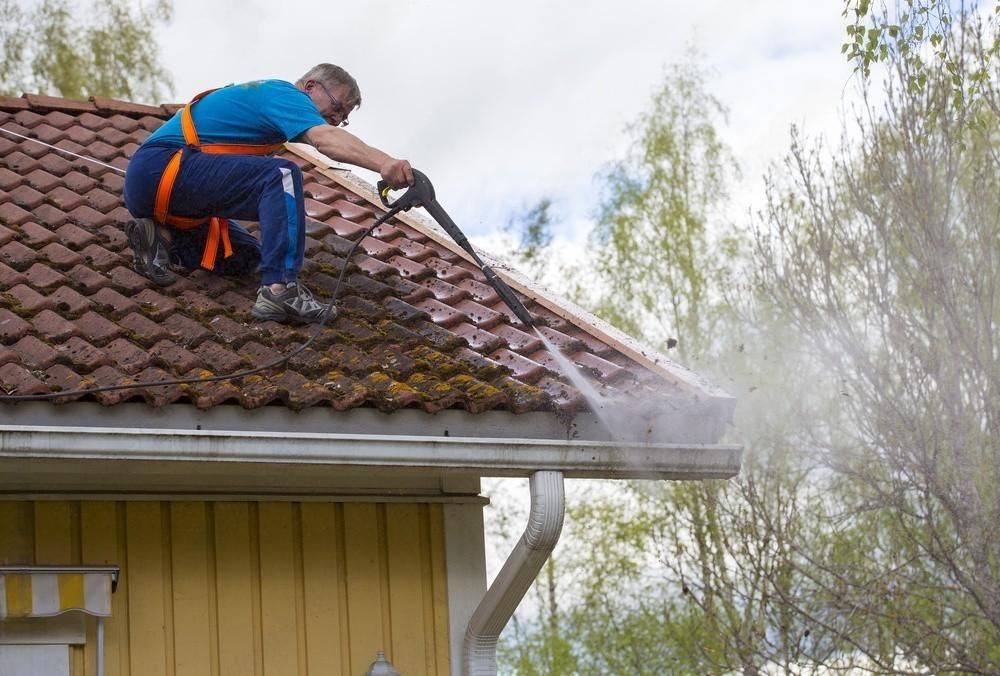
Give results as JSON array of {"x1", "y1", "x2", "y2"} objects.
[{"x1": 303, "y1": 124, "x2": 413, "y2": 188}]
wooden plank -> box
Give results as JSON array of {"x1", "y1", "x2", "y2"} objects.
[
  {"x1": 293, "y1": 508, "x2": 307, "y2": 676},
  {"x1": 126, "y1": 502, "x2": 168, "y2": 676},
  {"x1": 170, "y1": 502, "x2": 212, "y2": 676},
  {"x1": 257, "y1": 503, "x2": 299, "y2": 675},
  {"x1": 71, "y1": 644, "x2": 84, "y2": 676},
  {"x1": 0, "y1": 501, "x2": 34, "y2": 563},
  {"x1": 377, "y1": 505, "x2": 392, "y2": 659},
  {"x1": 204, "y1": 504, "x2": 220, "y2": 676},
  {"x1": 428, "y1": 505, "x2": 452, "y2": 676},
  {"x1": 419, "y1": 505, "x2": 438, "y2": 675},
  {"x1": 33, "y1": 501, "x2": 75, "y2": 563},
  {"x1": 385, "y1": 504, "x2": 428, "y2": 674},
  {"x1": 300, "y1": 503, "x2": 344, "y2": 675},
  {"x1": 248, "y1": 505, "x2": 263, "y2": 676},
  {"x1": 213, "y1": 502, "x2": 256, "y2": 676},
  {"x1": 70, "y1": 645, "x2": 84, "y2": 676},
  {"x1": 335, "y1": 506, "x2": 351, "y2": 676},
  {"x1": 81, "y1": 502, "x2": 126, "y2": 676},
  {"x1": 343, "y1": 503, "x2": 385, "y2": 675}
]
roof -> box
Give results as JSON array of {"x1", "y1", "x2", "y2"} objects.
[{"x1": 0, "y1": 93, "x2": 733, "y2": 435}]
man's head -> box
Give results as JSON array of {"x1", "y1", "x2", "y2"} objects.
[{"x1": 297, "y1": 63, "x2": 361, "y2": 128}]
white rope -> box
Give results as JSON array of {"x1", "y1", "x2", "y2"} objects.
[{"x1": 0, "y1": 126, "x2": 127, "y2": 175}]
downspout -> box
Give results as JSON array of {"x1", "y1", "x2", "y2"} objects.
[{"x1": 462, "y1": 470, "x2": 565, "y2": 676}]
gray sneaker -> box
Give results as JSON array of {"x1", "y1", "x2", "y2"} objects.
[
  {"x1": 251, "y1": 282, "x2": 333, "y2": 324},
  {"x1": 125, "y1": 218, "x2": 175, "y2": 286}
]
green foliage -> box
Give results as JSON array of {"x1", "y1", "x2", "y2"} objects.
[
  {"x1": 504, "y1": 197, "x2": 556, "y2": 281},
  {"x1": 842, "y1": 0, "x2": 999, "y2": 108},
  {"x1": 0, "y1": 0, "x2": 29, "y2": 93},
  {"x1": 586, "y1": 56, "x2": 738, "y2": 358},
  {"x1": 0, "y1": 0, "x2": 173, "y2": 102},
  {"x1": 754, "y1": 17, "x2": 1000, "y2": 669}
]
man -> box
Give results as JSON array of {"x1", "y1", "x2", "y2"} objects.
[{"x1": 123, "y1": 63, "x2": 413, "y2": 324}]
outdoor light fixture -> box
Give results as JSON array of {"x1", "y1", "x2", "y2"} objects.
[{"x1": 364, "y1": 649, "x2": 401, "y2": 676}]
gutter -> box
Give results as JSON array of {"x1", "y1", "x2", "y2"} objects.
[
  {"x1": 463, "y1": 470, "x2": 564, "y2": 675},
  {"x1": 0, "y1": 426, "x2": 741, "y2": 480}
]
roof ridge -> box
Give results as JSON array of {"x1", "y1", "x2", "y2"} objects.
[
  {"x1": 0, "y1": 93, "x2": 177, "y2": 119},
  {"x1": 283, "y1": 143, "x2": 734, "y2": 404}
]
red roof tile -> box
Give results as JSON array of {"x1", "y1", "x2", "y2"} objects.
[
  {"x1": 0, "y1": 363, "x2": 48, "y2": 395},
  {"x1": 13, "y1": 334, "x2": 60, "y2": 368},
  {"x1": 0, "y1": 309, "x2": 31, "y2": 343},
  {"x1": 452, "y1": 322, "x2": 506, "y2": 353},
  {"x1": 0, "y1": 94, "x2": 722, "y2": 420},
  {"x1": 8, "y1": 184, "x2": 46, "y2": 209},
  {"x1": 24, "y1": 263, "x2": 67, "y2": 289},
  {"x1": 40, "y1": 241, "x2": 85, "y2": 267},
  {"x1": 0, "y1": 261, "x2": 27, "y2": 287},
  {"x1": 7, "y1": 283, "x2": 55, "y2": 312},
  {"x1": 22, "y1": 169, "x2": 58, "y2": 191},
  {"x1": 0, "y1": 200, "x2": 34, "y2": 225},
  {"x1": 0, "y1": 239, "x2": 38, "y2": 267},
  {"x1": 47, "y1": 285, "x2": 94, "y2": 315},
  {"x1": 0, "y1": 167, "x2": 23, "y2": 190},
  {"x1": 56, "y1": 336, "x2": 111, "y2": 370},
  {"x1": 489, "y1": 348, "x2": 547, "y2": 383},
  {"x1": 31, "y1": 308, "x2": 80, "y2": 341}
]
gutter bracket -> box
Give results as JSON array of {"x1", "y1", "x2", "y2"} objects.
[{"x1": 461, "y1": 470, "x2": 565, "y2": 676}]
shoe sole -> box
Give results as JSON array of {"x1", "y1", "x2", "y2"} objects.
[{"x1": 126, "y1": 219, "x2": 175, "y2": 287}]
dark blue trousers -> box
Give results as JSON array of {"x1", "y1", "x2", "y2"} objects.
[{"x1": 124, "y1": 143, "x2": 306, "y2": 285}]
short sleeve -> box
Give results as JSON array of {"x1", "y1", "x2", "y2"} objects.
[{"x1": 257, "y1": 81, "x2": 326, "y2": 142}]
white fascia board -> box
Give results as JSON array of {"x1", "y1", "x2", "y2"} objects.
[
  {"x1": 0, "y1": 426, "x2": 741, "y2": 480},
  {"x1": 4, "y1": 400, "x2": 728, "y2": 446}
]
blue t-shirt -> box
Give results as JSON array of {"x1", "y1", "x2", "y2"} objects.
[{"x1": 144, "y1": 79, "x2": 326, "y2": 148}]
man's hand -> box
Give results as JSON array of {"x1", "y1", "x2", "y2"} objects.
[{"x1": 380, "y1": 159, "x2": 414, "y2": 189}]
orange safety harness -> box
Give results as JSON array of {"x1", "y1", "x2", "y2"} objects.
[{"x1": 153, "y1": 89, "x2": 284, "y2": 270}]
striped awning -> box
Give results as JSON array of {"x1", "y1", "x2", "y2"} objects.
[{"x1": 0, "y1": 566, "x2": 119, "y2": 619}]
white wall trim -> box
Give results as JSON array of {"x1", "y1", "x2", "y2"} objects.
[{"x1": 443, "y1": 503, "x2": 487, "y2": 676}]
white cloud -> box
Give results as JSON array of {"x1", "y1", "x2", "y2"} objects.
[{"x1": 158, "y1": 0, "x2": 858, "y2": 251}]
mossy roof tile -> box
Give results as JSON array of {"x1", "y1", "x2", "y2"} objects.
[{"x1": 0, "y1": 94, "x2": 717, "y2": 419}]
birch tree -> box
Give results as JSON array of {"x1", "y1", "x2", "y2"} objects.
[
  {"x1": 754, "y1": 14, "x2": 1000, "y2": 670},
  {"x1": 0, "y1": 0, "x2": 173, "y2": 102}
]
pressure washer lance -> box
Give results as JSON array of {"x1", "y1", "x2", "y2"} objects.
[{"x1": 378, "y1": 169, "x2": 537, "y2": 329}]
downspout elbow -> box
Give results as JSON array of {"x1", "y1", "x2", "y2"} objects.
[{"x1": 462, "y1": 470, "x2": 565, "y2": 676}]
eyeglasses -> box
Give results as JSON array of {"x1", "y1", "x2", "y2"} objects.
[{"x1": 315, "y1": 81, "x2": 350, "y2": 127}]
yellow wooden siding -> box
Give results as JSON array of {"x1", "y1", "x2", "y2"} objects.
[{"x1": 0, "y1": 500, "x2": 451, "y2": 676}]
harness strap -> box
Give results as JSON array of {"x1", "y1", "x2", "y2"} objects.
[{"x1": 153, "y1": 88, "x2": 283, "y2": 270}]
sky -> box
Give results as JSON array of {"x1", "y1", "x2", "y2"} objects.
[{"x1": 157, "y1": 0, "x2": 861, "y2": 266}]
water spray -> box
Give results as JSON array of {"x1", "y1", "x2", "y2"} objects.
[{"x1": 380, "y1": 171, "x2": 621, "y2": 433}]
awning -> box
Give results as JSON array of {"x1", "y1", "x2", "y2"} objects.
[{"x1": 0, "y1": 566, "x2": 119, "y2": 619}]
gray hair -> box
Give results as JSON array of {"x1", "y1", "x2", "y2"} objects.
[{"x1": 297, "y1": 63, "x2": 361, "y2": 108}]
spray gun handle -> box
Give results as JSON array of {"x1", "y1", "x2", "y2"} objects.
[{"x1": 377, "y1": 169, "x2": 435, "y2": 212}]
